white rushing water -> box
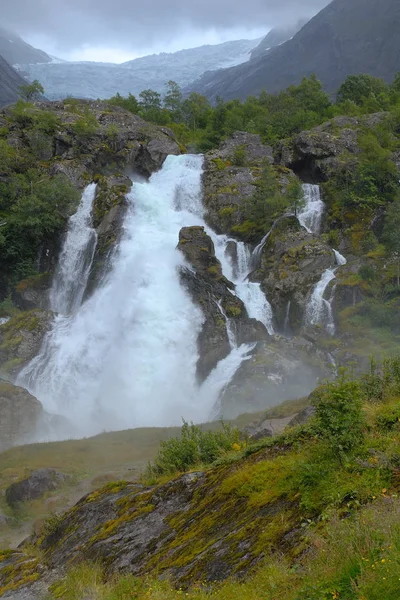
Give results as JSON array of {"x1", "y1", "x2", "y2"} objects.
[
  {"x1": 333, "y1": 249, "x2": 347, "y2": 266},
  {"x1": 305, "y1": 268, "x2": 337, "y2": 334},
  {"x1": 18, "y1": 155, "x2": 259, "y2": 436},
  {"x1": 49, "y1": 183, "x2": 98, "y2": 314},
  {"x1": 299, "y1": 184, "x2": 325, "y2": 234},
  {"x1": 211, "y1": 236, "x2": 275, "y2": 335}
]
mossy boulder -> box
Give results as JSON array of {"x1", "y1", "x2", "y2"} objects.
[
  {"x1": 0, "y1": 310, "x2": 54, "y2": 378},
  {"x1": 203, "y1": 132, "x2": 274, "y2": 237},
  {"x1": 12, "y1": 273, "x2": 52, "y2": 311},
  {"x1": 252, "y1": 217, "x2": 335, "y2": 334},
  {"x1": 0, "y1": 381, "x2": 43, "y2": 452},
  {"x1": 178, "y1": 226, "x2": 267, "y2": 380}
]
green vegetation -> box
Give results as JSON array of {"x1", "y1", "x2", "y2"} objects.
[
  {"x1": 146, "y1": 420, "x2": 242, "y2": 477},
  {"x1": 18, "y1": 80, "x2": 44, "y2": 102},
  {"x1": 21, "y1": 356, "x2": 400, "y2": 600}
]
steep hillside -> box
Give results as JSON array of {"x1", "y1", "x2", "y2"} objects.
[
  {"x1": 0, "y1": 27, "x2": 51, "y2": 66},
  {"x1": 18, "y1": 38, "x2": 261, "y2": 101},
  {"x1": 190, "y1": 0, "x2": 400, "y2": 100},
  {"x1": 250, "y1": 18, "x2": 308, "y2": 60},
  {"x1": 0, "y1": 56, "x2": 25, "y2": 108}
]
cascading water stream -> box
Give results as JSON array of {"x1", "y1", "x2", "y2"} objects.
[
  {"x1": 299, "y1": 184, "x2": 325, "y2": 234},
  {"x1": 49, "y1": 183, "x2": 98, "y2": 314},
  {"x1": 305, "y1": 250, "x2": 347, "y2": 334},
  {"x1": 211, "y1": 235, "x2": 275, "y2": 335},
  {"x1": 18, "y1": 155, "x2": 257, "y2": 436}
]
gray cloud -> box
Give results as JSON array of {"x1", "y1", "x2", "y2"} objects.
[{"x1": 2, "y1": 0, "x2": 331, "y2": 55}]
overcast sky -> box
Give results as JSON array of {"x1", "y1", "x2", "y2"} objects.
[{"x1": 2, "y1": 0, "x2": 330, "y2": 63}]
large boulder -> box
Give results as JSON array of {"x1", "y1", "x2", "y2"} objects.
[
  {"x1": 0, "y1": 310, "x2": 54, "y2": 378},
  {"x1": 0, "y1": 381, "x2": 43, "y2": 452},
  {"x1": 12, "y1": 274, "x2": 52, "y2": 311},
  {"x1": 5, "y1": 469, "x2": 69, "y2": 507},
  {"x1": 203, "y1": 132, "x2": 274, "y2": 236},
  {"x1": 178, "y1": 226, "x2": 267, "y2": 380},
  {"x1": 218, "y1": 337, "x2": 331, "y2": 419},
  {"x1": 252, "y1": 216, "x2": 336, "y2": 333}
]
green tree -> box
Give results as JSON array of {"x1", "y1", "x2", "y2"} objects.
[
  {"x1": 19, "y1": 79, "x2": 44, "y2": 101},
  {"x1": 163, "y1": 80, "x2": 183, "y2": 122},
  {"x1": 337, "y1": 74, "x2": 389, "y2": 106},
  {"x1": 285, "y1": 177, "x2": 305, "y2": 217},
  {"x1": 383, "y1": 194, "x2": 400, "y2": 286}
]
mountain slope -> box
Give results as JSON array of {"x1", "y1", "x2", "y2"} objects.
[
  {"x1": 0, "y1": 55, "x2": 25, "y2": 107},
  {"x1": 0, "y1": 27, "x2": 52, "y2": 65},
  {"x1": 18, "y1": 38, "x2": 261, "y2": 101},
  {"x1": 250, "y1": 19, "x2": 308, "y2": 60},
  {"x1": 189, "y1": 0, "x2": 400, "y2": 100}
]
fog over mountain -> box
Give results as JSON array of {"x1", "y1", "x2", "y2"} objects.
[
  {"x1": 189, "y1": 0, "x2": 400, "y2": 99},
  {"x1": 1, "y1": 0, "x2": 329, "y2": 62}
]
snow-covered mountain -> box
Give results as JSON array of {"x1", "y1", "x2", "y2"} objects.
[{"x1": 16, "y1": 38, "x2": 262, "y2": 100}]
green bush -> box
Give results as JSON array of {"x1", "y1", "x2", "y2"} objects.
[
  {"x1": 312, "y1": 372, "x2": 364, "y2": 459},
  {"x1": 146, "y1": 420, "x2": 242, "y2": 476}
]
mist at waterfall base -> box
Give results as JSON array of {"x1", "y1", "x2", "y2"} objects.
[{"x1": 18, "y1": 155, "x2": 264, "y2": 439}]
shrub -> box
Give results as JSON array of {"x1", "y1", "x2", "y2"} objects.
[
  {"x1": 312, "y1": 372, "x2": 364, "y2": 459},
  {"x1": 146, "y1": 420, "x2": 242, "y2": 476},
  {"x1": 232, "y1": 144, "x2": 247, "y2": 167}
]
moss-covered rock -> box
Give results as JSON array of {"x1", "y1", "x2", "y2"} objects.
[
  {"x1": 12, "y1": 273, "x2": 52, "y2": 311},
  {"x1": 0, "y1": 310, "x2": 53, "y2": 378},
  {"x1": 203, "y1": 132, "x2": 274, "y2": 237},
  {"x1": 252, "y1": 217, "x2": 335, "y2": 334}
]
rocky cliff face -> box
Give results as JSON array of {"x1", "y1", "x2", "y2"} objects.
[
  {"x1": 189, "y1": 0, "x2": 400, "y2": 100},
  {"x1": 0, "y1": 56, "x2": 25, "y2": 108}
]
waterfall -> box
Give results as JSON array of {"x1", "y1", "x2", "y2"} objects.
[
  {"x1": 333, "y1": 249, "x2": 347, "y2": 266},
  {"x1": 18, "y1": 155, "x2": 257, "y2": 436},
  {"x1": 305, "y1": 268, "x2": 337, "y2": 334},
  {"x1": 251, "y1": 213, "x2": 293, "y2": 269},
  {"x1": 216, "y1": 300, "x2": 237, "y2": 349},
  {"x1": 299, "y1": 184, "x2": 324, "y2": 234},
  {"x1": 0, "y1": 318, "x2": 10, "y2": 326},
  {"x1": 283, "y1": 300, "x2": 291, "y2": 337},
  {"x1": 49, "y1": 183, "x2": 98, "y2": 314},
  {"x1": 211, "y1": 236, "x2": 275, "y2": 335}
]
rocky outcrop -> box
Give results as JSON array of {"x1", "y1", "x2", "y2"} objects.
[
  {"x1": 252, "y1": 217, "x2": 335, "y2": 333},
  {"x1": 5, "y1": 469, "x2": 69, "y2": 507},
  {"x1": 84, "y1": 175, "x2": 131, "y2": 295},
  {"x1": 25, "y1": 100, "x2": 180, "y2": 182},
  {"x1": 12, "y1": 274, "x2": 52, "y2": 311},
  {"x1": 0, "y1": 310, "x2": 53, "y2": 378},
  {"x1": 218, "y1": 337, "x2": 330, "y2": 419},
  {"x1": 0, "y1": 381, "x2": 43, "y2": 452},
  {"x1": 178, "y1": 226, "x2": 267, "y2": 380},
  {"x1": 275, "y1": 117, "x2": 361, "y2": 182},
  {"x1": 203, "y1": 132, "x2": 273, "y2": 236}
]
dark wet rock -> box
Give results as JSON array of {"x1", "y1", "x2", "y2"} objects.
[
  {"x1": 203, "y1": 132, "x2": 273, "y2": 236},
  {"x1": 5, "y1": 469, "x2": 69, "y2": 507},
  {"x1": 0, "y1": 310, "x2": 54, "y2": 378},
  {"x1": 251, "y1": 216, "x2": 335, "y2": 334},
  {"x1": 0, "y1": 381, "x2": 43, "y2": 452},
  {"x1": 178, "y1": 226, "x2": 267, "y2": 380},
  {"x1": 218, "y1": 337, "x2": 330, "y2": 419}
]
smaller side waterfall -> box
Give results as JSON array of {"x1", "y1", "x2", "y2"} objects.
[
  {"x1": 50, "y1": 183, "x2": 98, "y2": 315},
  {"x1": 333, "y1": 249, "x2": 347, "y2": 266},
  {"x1": 211, "y1": 235, "x2": 275, "y2": 335},
  {"x1": 305, "y1": 268, "x2": 337, "y2": 333},
  {"x1": 299, "y1": 184, "x2": 325, "y2": 234},
  {"x1": 216, "y1": 300, "x2": 237, "y2": 349},
  {"x1": 283, "y1": 300, "x2": 291, "y2": 337}
]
